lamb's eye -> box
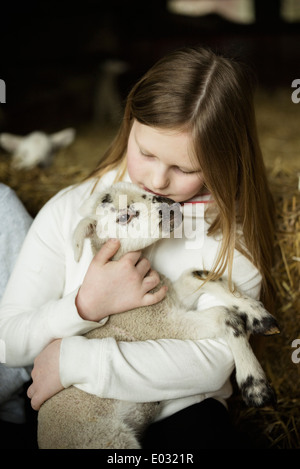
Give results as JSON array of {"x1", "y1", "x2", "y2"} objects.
[{"x1": 117, "y1": 212, "x2": 133, "y2": 225}]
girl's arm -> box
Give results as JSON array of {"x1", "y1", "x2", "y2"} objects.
[
  {"x1": 28, "y1": 244, "x2": 260, "y2": 409},
  {"x1": 61, "y1": 336, "x2": 234, "y2": 401},
  {"x1": 0, "y1": 197, "x2": 100, "y2": 366},
  {"x1": 0, "y1": 187, "x2": 165, "y2": 367},
  {"x1": 27, "y1": 335, "x2": 234, "y2": 411},
  {"x1": 28, "y1": 253, "x2": 261, "y2": 410}
]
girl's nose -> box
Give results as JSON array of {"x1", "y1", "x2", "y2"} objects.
[{"x1": 152, "y1": 168, "x2": 170, "y2": 191}]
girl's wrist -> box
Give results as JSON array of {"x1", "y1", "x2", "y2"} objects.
[
  {"x1": 75, "y1": 288, "x2": 105, "y2": 322},
  {"x1": 60, "y1": 336, "x2": 109, "y2": 394}
]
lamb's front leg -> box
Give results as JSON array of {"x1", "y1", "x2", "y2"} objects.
[
  {"x1": 174, "y1": 306, "x2": 277, "y2": 408},
  {"x1": 174, "y1": 269, "x2": 280, "y2": 337},
  {"x1": 222, "y1": 320, "x2": 277, "y2": 407}
]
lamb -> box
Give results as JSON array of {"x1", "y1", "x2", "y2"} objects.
[
  {"x1": 37, "y1": 181, "x2": 279, "y2": 449},
  {"x1": 0, "y1": 128, "x2": 75, "y2": 170}
]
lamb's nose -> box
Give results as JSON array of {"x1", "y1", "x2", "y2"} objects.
[{"x1": 153, "y1": 195, "x2": 175, "y2": 206}]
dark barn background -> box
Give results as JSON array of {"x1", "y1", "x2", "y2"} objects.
[
  {"x1": 0, "y1": 0, "x2": 300, "y2": 132},
  {"x1": 0, "y1": 0, "x2": 299, "y2": 450}
]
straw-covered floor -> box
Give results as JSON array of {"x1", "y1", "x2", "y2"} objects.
[
  {"x1": 0, "y1": 88, "x2": 299, "y2": 448},
  {"x1": 229, "y1": 162, "x2": 300, "y2": 449}
]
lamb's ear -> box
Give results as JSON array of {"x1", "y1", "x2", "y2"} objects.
[
  {"x1": 73, "y1": 217, "x2": 97, "y2": 262},
  {"x1": 78, "y1": 193, "x2": 102, "y2": 217},
  {"x1": 0, "y1": 133, "x2": 22, "y2": 152},
  {"x1": 49, "y1": 128, "x2": 75, "y2": 151}
]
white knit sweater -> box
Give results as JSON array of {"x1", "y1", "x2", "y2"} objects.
[{"x1": 0, "y1": 171, "x2": 262, "y2": 420}]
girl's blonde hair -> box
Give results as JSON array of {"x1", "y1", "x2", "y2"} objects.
[{"x1": 86, "y1": 46, "x2": 275, "y2": 311}]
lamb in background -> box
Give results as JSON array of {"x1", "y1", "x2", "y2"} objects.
[
  {"x1": 0, "y1": 128, "x2": 75, "y2": 170},
  {"x1": 37, "y1": 182, "x2": 279, "y2": 449}
]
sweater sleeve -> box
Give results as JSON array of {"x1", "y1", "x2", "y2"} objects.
[
  {"x1": 0, "y1": 190, "x2": 104, "y2": 367},
  {"x1": 59, "y1": 336, "x2": 234, "y2": 402}
]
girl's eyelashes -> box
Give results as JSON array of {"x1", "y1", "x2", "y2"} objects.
[
  {"x1": 179, "y1": 169, "x2": 196, "y2": 175},
  {"x1": 175, "y1": 167, "x2": 199, "y2": 175},
  {"x1": 139, "y1": 148, "x2": 199, "y2": 174},
  {"x1": 140, "y1": 150, "x2": 153, "y2": 158},
  {"x1": 138, "y1": 145, "x2": 153, "y2": 157}
]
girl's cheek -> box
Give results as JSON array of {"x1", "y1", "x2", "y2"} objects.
[
  {"x1": 181, "y1": 178, "x2": 205, "y2": 199},
  {"x1": 127, "y1": 154, "x2": 142, "y2": 183}
]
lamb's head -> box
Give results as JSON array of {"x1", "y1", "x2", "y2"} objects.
[{"x1": 73, "y1": 182, "x2": 182, "y2": 261}]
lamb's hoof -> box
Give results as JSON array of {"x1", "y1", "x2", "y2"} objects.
[
  {"x1": 240, "y1": 375, "x2": 277, "y2": 408},
  {"x1": 251, "y1": 315, "x2": 280, "y2": 336}
]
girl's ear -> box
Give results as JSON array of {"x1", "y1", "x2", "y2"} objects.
[{"x1": 73, "y1": 217, "x2": 97, "y2": 262}]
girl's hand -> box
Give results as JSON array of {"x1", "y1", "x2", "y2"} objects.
[
  {"x1": 27, "y1": 339, "x2": 63, "y2": 410},
  {"x1": 75, "y1": 239, "x2": 167, "y2": 322}
]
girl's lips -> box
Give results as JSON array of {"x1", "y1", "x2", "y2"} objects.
[{"x1": 143, "y1": 186, "x2": 169, "y2": 197}]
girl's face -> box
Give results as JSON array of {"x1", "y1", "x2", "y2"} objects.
[{"x1": 127, "y1": 120, "x2": 205, "y2": 203}]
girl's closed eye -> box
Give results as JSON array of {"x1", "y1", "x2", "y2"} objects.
[
  {"x1": 139, "y1": 147, "x2": 199, "y2": 175},
  {"x1": 140, "y1": 149, "x2": 153, "y2": 158},
  {"x1": 176, "y1": 167, "x2": 199, "y2": 175}
]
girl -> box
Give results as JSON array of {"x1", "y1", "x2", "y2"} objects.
[{"x1": 0, "y1": 47, "x2": 275, "y2": 448}]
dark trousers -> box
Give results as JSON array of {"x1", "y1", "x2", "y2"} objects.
[{"x1": 141, "y1": 398, "x2": 251, "y2": 450}]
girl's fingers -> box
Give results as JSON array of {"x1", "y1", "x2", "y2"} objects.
[
  {"x1": 27, "y1": 384, "x2": 34, "y2": 399},
  {"x1": 142, "y1": 285, "x2": 168, "y2": 306},
  {"x1": 121, "y1": 250, "x2": 142, "y2": 266},
  {"x1": 95, "y1": 239, "x2": 121, "y2": 264},
  {"x1": 142, "y1": 269, "x2": 161, "y2": 291},
  {"x1": 135, "y1": 257, "x2": 151, "y2": 276}
]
